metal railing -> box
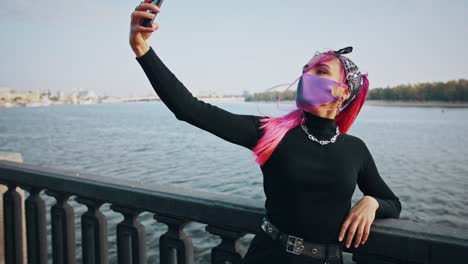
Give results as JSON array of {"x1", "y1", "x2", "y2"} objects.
[{"x1": 1, "y1": 160, "x2": 467, "y2": 264}]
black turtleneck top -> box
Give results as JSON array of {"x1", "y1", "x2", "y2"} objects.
[{"x1": 136, "y1": 46, "x2": 402, "y2": 244}]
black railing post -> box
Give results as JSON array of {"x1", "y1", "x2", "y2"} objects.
[
  {"x1": 206, "y1": 225, "x2": 245, "y2": 264},
  {"x1": 76, "y1": 198, "x2": 108, "y2": 264},
  {"x1": 46, "y1": 191, "x2": 76, "y2": 264},
  {"x1": 24, "y1": 187, "x2": 47, "y2": 264},
  {"x1": 154, "y1": 214, "x2": 194, "y2": 264},
  {"x1": 111, "y1": 205, "x2": 146, "y2": 264},
  {"x1": 3, "y1": 184, "x2": 24, "y2": 264}
]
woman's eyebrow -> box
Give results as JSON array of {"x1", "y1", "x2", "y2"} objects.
[{"x1": 315, "y1": 63, "x2": 331, "y2": 69}]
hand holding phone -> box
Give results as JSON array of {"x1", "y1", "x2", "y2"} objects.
[
  {"x1": 130, "y1": 0, "x2": 163, "y2": 57},
  {"x1": 141, "y1": 0, "x2": 164, "y2": 27}
]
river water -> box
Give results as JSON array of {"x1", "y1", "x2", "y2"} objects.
[{"x1": 1, "y1": 101, "x2": 467, "y2": 263}]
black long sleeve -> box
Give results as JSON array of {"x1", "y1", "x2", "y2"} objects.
[
  {"x1": 357, "y1": 141, "x2": 402, "y2": 219},
  {"x1": 136, "y1": 46, "x2": 263, "y2": 150},
  {"x1": 135, "y1": 47, "x2": 402, "y2": 245}
]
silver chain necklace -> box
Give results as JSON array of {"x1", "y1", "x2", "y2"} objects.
[{"x1": 300, "y1": 121, "x2": 340, "y2": 145}]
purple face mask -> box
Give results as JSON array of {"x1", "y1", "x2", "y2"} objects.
[{"x1": 295, "y1": 73, "x2": 348, "y2": 110}]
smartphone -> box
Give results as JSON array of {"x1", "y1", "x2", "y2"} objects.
[{"x1": 141, "y1": 0, "x2": 164, "y2": 28}]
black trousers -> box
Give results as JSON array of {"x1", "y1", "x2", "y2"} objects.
[{"x1": 242, "y1": 231, "x2": 344, "y2": 264}]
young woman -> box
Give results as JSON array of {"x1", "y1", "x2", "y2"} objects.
[{"x1": 129, "y1": 1, "x2": 402, "y2": 263}]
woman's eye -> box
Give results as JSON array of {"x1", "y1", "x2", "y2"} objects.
[{"x1": 317, "y1": 69, "x2": 327, "y2": 74}]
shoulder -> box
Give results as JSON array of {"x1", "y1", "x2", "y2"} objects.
[
  {"x1": 339, "y1": 133, "x2": 371, "y2": 156},
  {"x1": 340, "y1": 133, "x2": 366, "y2": 146}
]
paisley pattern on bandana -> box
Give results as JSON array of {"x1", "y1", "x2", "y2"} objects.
[{"x1": 333, "y1": 46, "x2": 364, "y2": 112}]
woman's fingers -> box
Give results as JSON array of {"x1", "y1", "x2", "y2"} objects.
[
  {"x1": 135, "y1": 2, "x2": 160, "y2": 13},
  {"x1": 339, "y1": 197, "x2": 377, "y2": 248},
  {"x1": 131, "y1": 11, "x2": 156, "y2": 24},
  {"x1": 361, "y1": 221, "x2": 371, "y2": 245},
  {"x1": 132, "y1": 24, "x2": 156, "y2": 33},
  {"x1": 338, "y1": 218, "x2": 351, "y2": 242},
  {"x1": 345, "y1": 218, "x2": 359, "y2": 248},
  {"x1": 340, "y1": 215, "x2": 370, "y2": 248},
  {"x1": 129, "y1": 1, "x2": 159, "y2": 55},
  {"x1": 353, "y1": 220, "x2": 366, "y2": 247}
]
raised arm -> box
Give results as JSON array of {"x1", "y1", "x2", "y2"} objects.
[
  {"x1": 357, "y1": 141, "x2": 402, "y2": 219},
  {"x1": 129, "y1": 2, "x2": 264, "y2": 150},
  {"x1": 135, "y1": 46, "x2": 264, "y2": 150}
]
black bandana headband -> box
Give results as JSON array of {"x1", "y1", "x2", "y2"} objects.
[{"x1": 333, "y1": 46, "x2": 364, "y2": 111}]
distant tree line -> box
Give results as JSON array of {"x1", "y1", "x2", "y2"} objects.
[
  {"x1": 245, "y1": 79, "x2": 468, "y2": 102},
  {"x1": 244, "y1": 90, "x2": 296, "y2": 102},
  {"x1": 368, "y1": 79, "x2": 468, "y2": 101}
]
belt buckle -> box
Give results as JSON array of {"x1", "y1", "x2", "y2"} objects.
[{"x1": 286, "y1": 235, "x2": 304, "y2": 255}]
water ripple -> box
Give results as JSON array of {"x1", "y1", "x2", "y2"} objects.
[{"x1": 1, "y1": 102, "x2": 467, "y2": 261}]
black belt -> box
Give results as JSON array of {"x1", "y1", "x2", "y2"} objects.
[{"x1": 261, "y1": 217, "x2": 342, "y2": 261}]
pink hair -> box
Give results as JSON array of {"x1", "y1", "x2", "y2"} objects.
[{"x1": 252, "y1": 51, "x2": 369, "y2": 167}]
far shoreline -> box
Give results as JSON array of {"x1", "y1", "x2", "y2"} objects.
[
  {"x1": 364, "y1": 100, "x2": 468, "y2": 108},
  {"x1": 244, "y1": 99, "x2": 468, "y2": 108}
]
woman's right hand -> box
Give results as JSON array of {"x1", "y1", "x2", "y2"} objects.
[{"x1": 129, "y1": 0, "x2": 161, "y2": 57}]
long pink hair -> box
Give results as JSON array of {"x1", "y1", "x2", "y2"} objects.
[{"x1": 252, "y1": 51, "x2": 369, "y2": 167}]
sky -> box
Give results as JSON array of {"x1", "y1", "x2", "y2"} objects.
[{"x1": 1, "y1": 0, "x2": 467, "y2": 97}]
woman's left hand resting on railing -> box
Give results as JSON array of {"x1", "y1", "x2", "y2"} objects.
[{"x1": 338, "y1": 195, "x2": 379, "y2": 249}]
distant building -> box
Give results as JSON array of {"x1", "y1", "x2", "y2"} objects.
[
  {"x1": 196, "y1": 90, "x2": 221, "y2": 98},
  {"x1": 0, "y1": 87, "x2": 11, "y2": 100},
  {"x1": 71, "y1": 90, "x2": 99, "y2": 104},
  {"x1": 72, "y1": 90, "x2": 98, "y2": 99},
  {"x1": 57, "y1": 91, "x2": 66, "y2": 100},
  {"x1": 26, "y1": 91, "x2": 41, "y2": 101}
]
